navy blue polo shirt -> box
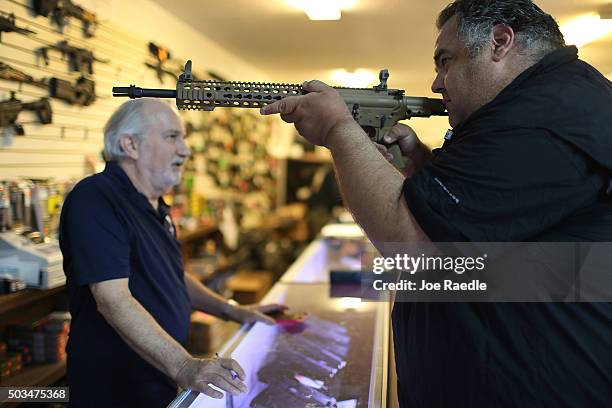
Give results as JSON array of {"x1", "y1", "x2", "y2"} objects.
[{"x1": 59, "y1": 161, "x2": 191, "y2": 408}]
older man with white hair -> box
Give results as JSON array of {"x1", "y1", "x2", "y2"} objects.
[{"x1": 59, "y1": 98, "x2": 284, "y2": 408}]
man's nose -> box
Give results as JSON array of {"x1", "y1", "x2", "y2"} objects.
[
  {"x1": 431, "y1": 72, "x2": 444, "y2": 94},
  {"x1": 178, "y1": 139, "x2": 191, "y2": 157}
]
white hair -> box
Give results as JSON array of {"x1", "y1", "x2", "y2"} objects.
[{"x1": 103, "y1": 98, "x2": 179, "y2": 161}]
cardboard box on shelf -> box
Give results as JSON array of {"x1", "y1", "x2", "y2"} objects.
[{"x1": 226, "y1": 270, "x2": 272, "y2": 304}]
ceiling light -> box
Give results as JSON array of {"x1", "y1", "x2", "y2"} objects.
[
  {"x1": 332, "y1": 69, "x2": 376, "y2": 87},
  {"x1": 559, "y1": 13, "x2": 612, "y2": 48},
  {"x1": 286, "y1": 0, "x2": 357, "y2": 21},
  {"x1": 304, "y1": 0, "x2": 341, "y2": 21}
]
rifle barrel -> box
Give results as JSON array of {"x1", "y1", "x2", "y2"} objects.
[{"x1": 112, "y1": 86, "x2": 177, "y2": 99}]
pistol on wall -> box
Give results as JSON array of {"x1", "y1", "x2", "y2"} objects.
[
  {"x1": 0, "y1": 62, "x2": 96, "y2": 106},
  {"x1": 113, "y1": 61, "x2": 447, "y2": 167},
  {"x1": 33, "y1": 0, "x2": 98, "y2": 37}
]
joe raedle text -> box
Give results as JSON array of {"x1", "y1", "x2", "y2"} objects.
[{"x1": 372, "y1": 279, "x2": 487, "y2": 292}]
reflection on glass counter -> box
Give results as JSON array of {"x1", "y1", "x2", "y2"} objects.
[{"x1": 170, "y1": 282, "x2": 387, "y2": 408}]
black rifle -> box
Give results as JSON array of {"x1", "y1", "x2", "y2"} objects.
[
  {"x1": 145, "y1": 42, "x2": 178, "y2": 83},
  {"x1": 0, "y1": 12, "x2": 36, "y2": 41},
  {"x1": 0, "y1": 93, "x2": 52, "y2": 135},
  {"x1": 0, "y1": 62, "x2": 47, "y2": 88},
  {"x1": 38, "y1": 40, "x2": 108, "y2": 74},
  {"x1": 0, "y1": 62, "x2": 96, "y2": 106},
  {"x1": 33, "y1": 0, "x2": 98, "y2": 37},
  {"x1": 49, "y1": 76, "x2": 95, "y2": 105}
]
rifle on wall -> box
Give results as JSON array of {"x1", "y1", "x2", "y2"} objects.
[
  {"x1": 145, "y1": 42, "x2": 178, "y2": 84},
  {"x1": 33, "y1": 0, "x2": 98, "y2": 37},
  {"x1": 0, "y1": 92, "x2": 52, "y2": 136},
  {"x1": 38, "y1": 40, "x2": 108, "y2": 74},
  {"x1": 112, "y1": 61, "x2": 447, "y2": 167},
  {"x1": 0, "y1": 12, "x2": 36, "y2": 41},
  {"x1": 48, "y1": 76, "x2": 95, "y2": 106},
  {"x1": 0, "y1": 62, "x2": 96, "y2": 106},
  {"x1": 0, "y1": 62, "x2": 43, "y2": 87}
]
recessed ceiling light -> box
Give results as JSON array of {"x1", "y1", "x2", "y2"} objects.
[
  {"x1": 331, "y1": 69, "x2": 376, "y2": 87},
  {"x1": 286, "y1": 0, "x2": 357, "y2": 21}
]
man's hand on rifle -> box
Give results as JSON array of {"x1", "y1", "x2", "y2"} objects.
[
  {"x1": 260, "y1": 80, "x2": 354, "y2": 148},
  {"x1": 374, "y1": 123, "x2": 433, "y2": 178}
]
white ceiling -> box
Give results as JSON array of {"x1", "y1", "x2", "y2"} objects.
[{"x1": 150, "y1": 0, "x2": 612, "y2": 97}]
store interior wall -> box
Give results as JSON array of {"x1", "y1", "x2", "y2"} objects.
[{"x1": 0, "y1": 0, "x2": 295, "y2": 181}]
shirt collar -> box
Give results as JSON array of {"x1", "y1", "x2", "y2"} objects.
[
  {"x1": 103, "y1": 161, "x2": 169, "y2": 219},
  {"x1": 450, "y1": 46, "x2": 579, "y2": 136},
  {"x1": 104, "y1": 161, "x2": 139, "y2": 196},
  {"x1": 496, "y1": 46, "x2": 578, "y2": 97}
]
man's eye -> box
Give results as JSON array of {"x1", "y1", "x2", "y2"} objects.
[{"x1": 441, "y1": 57, "x2": 451, "y2": 67}]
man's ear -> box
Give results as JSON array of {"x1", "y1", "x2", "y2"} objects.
[
  {"x1": 118, "y1": 134, "x2": 139, "y2": 160},
  {"x1": 490, "y1": 24, "x2": 515, "y2": 62}
]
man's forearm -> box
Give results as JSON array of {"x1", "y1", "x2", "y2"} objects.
[
  {"x1": 95, "y1": 287, "x2": 190, "y2": 380},
  {"x1": 327, "y1": 120, "x2": 430, "y2": 247},
  {"x1": 184, "y1": 273, "x2": 232, "y2": 318}
]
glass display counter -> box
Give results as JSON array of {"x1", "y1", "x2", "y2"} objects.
[{"x1": 169, "y1": 232, "x2": 388, "y2": 408}]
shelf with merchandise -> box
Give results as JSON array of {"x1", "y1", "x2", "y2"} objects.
[
  {"x1": 0, "y1": 360, "x2": 65, "y2": 388},
  {"x1": 0, "y1": 286, "x2": 65, "y2": 316}
]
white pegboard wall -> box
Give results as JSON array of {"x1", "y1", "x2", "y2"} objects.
[{"x1": 0, "y1": 0, "x2": 284, "y2": 181}]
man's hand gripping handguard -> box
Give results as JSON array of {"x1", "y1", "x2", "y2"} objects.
[{"x1": 261, "y1": 80, "x2": 354, "y2": 148}]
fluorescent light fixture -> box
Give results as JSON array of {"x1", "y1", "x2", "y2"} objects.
[
  {"x1": 332, "y1": 69, "x2": 376, "y2": 87},
  {"x1": 559, "y1": 13, "x2": 612, "y2": 48},
  {"x1": 286, "y1": 0, "x2": 357, "y2": 21}
]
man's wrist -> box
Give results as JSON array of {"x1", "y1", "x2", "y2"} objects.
[
  {"x1": 169, "y1": 348, "x2": 193, "y2": 384},
  {"x1": 325, "y1": 116, "x2": 359, "y2": 151},
  {"x1": 221, "y1": 299, "x2": 239, "y2": 321}
]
